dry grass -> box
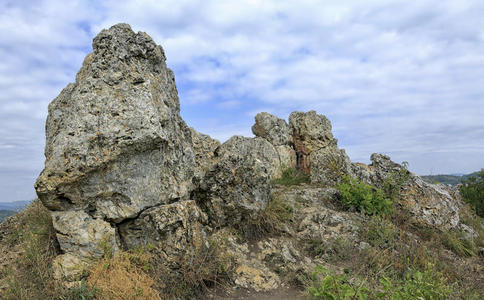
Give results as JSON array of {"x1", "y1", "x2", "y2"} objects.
[
  {"x1": 87, "y1": 249, "x2": 161, "y2": 300},
  {"x1": 237, "y1": 194, "x2": 294, "y2": 240},
  {"x1": 150, "y1": 236, "x2": 237, "y2": 299}
]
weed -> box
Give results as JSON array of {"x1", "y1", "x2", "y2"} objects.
[
  {"x1": 336, "y1": 175, "x2": 393, "y2": 216},
  {"x1": 87, "y1": 249, "x2": 161, "y2": 300},
  {"x1": 146, "y1": 235, "x2": 237, "y2": 299},
  {"x1": 307, "y1": 266, "x2": 370, "y2": 299},
  {"x1": 378, "y1": 263, "x2": 452, "y2": 300},
  {"x1": 272, "y1": 167, "x2": 310, "y2": 186},
  {"x1": 238, "y1": 194, "x2": 294, "y2": 239},
  {"x1": 306, "y1": 237, "x2": 353, "y2": 262},
  {"x1": 441, "y1": 229, "x2": 476, "y2": 257},
  {"x1": 381, "y1": 161, "x2": 409, "y2": 202},
  {"x1": 362, "y1": 216, "x2": 398, "y2": 249}
]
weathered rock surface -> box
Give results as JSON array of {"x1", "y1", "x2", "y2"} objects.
[
  {"x1": 252, "y1": 112, "x2": 292, "y2": 146},
  {"x1": 190, "y1": 127, "x2": 221, "y2": 179},
  {"x1": 252, "y1": 113, "x2": 297, "y2": 172},
  {"x1": 288, "y1": 111, "x2": 352, "y2": 184},
  {"x1": 35, "y1": 24, "x2": 196, "y2": 264},
  {"x1": 196, "y1": 136, "x2": 280, "y2": 226},
  {"x1": 354, "y1": 153, "x2": 462, "y2": 229},
  {"x1": 118, "y1": 200, "x2": 207, "y2": 260}
]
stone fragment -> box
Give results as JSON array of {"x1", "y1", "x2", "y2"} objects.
[
  {"x1": 51, "y1": 210, "x2": 118, "y2": 259},
  {"x1": 310, "y1": 147, "x2": 352, "y2": 185}
]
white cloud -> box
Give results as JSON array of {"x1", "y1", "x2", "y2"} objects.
[{"x1": 0, "y1": 0, "x2": 483, "y2": 201}]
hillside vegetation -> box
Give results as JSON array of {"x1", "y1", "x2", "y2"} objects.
[{"x1": 421, "y1": 171, "x2": 480, "y2": 186}]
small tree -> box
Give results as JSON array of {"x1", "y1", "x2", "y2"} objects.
[{"x1": 459, "y1": 169, "x2": 484, "y2": 217}]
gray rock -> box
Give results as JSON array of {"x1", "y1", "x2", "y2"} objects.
[
  {"x1": 359, "y1": 153, "x2": 463, "y2": 229},
  {"x1": 252, "y1": 112, "x2": 291, "y2": 146},
  {"x1": 51, "y1": 210, "x2": 118, "y2": 259},
  {"x1": 118, "y1": 200, "x2": 207, "y2": 260},
  {"x1": 35, "y1": 24, "x2": 196, "y2": 261},
  {"x1": 197, "y1": 136, "x2": 280, "y2": 226},
  {"x1": 190, "y1": 127, "x2": 221, "y2": 179},
  {"x1": 289, "y1": 111, "x2": 338, "y2": 173},
  {"x1": 276, "y1": 145, "x2": 297, "y2": 171},
  {"x1": 310, "y1": 147, "x2": 352, "y2": 185}
]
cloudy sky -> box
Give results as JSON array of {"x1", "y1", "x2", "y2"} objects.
[{"x1": 1, "y1": 0, "x2": 483, "y2": 202}]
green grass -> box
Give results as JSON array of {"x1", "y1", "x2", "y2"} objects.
[
  {"x1": 272, "y1": 167, "x2": 310, "y2": 186},
  {"x1": 336, "y1": 175, "x2": 393, "y2": 216}
]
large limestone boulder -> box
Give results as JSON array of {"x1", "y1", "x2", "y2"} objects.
[
  {"x1": 35, "y1": 24, "x2": 195, "y2": 260},
  {"x1": 196, "y1": 136, "x2": 280, "y2": 226}
]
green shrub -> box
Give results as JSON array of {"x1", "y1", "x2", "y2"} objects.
[
  {"x1": 307, "y1": 266, "x2": 370, "y2": 299},
  {"x1": 363, "y1": 216, "x2": 398, "y2": 249},
  {"x1": 459, "y1": 169, "x2": 484, "y2": 217},
  {"x1": 272, "y1": 167, "x2": 310, "y2": 186},
  {"x1": 336, "y1": 176, "x2": 393, "y2": 216},
  {"x1": 378, "y1": 264, "x2": 452, "y2": 300}
]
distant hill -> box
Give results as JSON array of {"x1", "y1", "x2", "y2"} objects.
[
  {"x1": 0, "y1": 209, "x2": 15, "y2": 223},
  {"x1": 421, "y1": 171, "x2": 480, "y2": 186},
  {"x1": 0, "y1": 200, "x2": 31, "y2": 211}
]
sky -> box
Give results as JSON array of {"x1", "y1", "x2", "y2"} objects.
[{"x1": 0, "y1": 0, "x2": 483, "y2": 202}]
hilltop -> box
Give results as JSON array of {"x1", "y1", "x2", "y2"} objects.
[
  {"x1": 0, "y1": 24, "x2": 482, "y2": 299},
  {"x1": 422, "y1": 171, "x2": 480, "y2": 186}
]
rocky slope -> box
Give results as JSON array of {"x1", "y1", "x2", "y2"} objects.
[{"x1": 1, "y1": 24, "x2": 482, "y2": 299}]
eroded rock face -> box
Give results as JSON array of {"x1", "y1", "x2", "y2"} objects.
[
  {"x1": 35, "y1": 24, "x2": 195, "y2": 261},
  {"x1": 288, "y1": 111, "x2": 352, "y2": 184},
  {"x1": 356, "y1": 154, "x2": 462, "y2": 229},
  {"x1": 190, "y1": 127, "x2": 221, "y2": 179},
  {"x1": 118, "y1": 200, "x2": 207, "y2": 263},
  {"x1": 196, "y1": 136, "x2": 280, "y2": 226},
  {"x1": 252, "y1": 112, "x2": 291, "y2": 146}
]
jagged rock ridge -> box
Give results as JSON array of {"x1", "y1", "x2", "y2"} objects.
[{"x1": 34, "y1": 23, "x2": 469, "y2": 289}]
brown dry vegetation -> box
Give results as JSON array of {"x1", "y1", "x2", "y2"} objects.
[{"x1": 0, "y1": 192, "x2": 482, "y2": 299}]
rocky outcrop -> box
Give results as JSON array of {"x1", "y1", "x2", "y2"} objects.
[
  {"x1": 289, "y1": 111, "x2": 353, "y2": 184},
  {"x1": 252, "y1": 112, "x2": 297, "y2": 172},
  {"x1": 35, "y1": 24, "x2": 196, "y2": 265},
  {"x1": 32, "y1": 23, "x2": 473, "y2": 294},
  {"x1": 196, "y1": 136, "x2": 280, "y2": 227},
  {"x1": 353, "y1": 154, "x2": 462, "y2": 229}
]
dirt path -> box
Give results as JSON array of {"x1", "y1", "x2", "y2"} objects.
[{"x1": 203, "y1": 286, "x2": 305, "y2": 300}]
